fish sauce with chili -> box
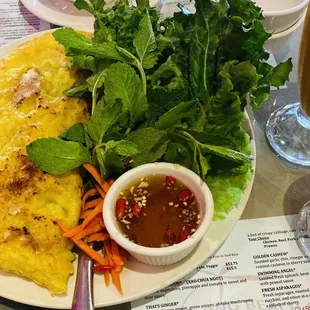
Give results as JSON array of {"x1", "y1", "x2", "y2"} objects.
[{"x1": 115, "y1": 175, "x2": 201, "y2": 248}]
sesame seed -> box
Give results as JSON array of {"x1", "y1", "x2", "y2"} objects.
[
  {"x1": 196, "y1": 220, "x2": 201, "y2": 225},
  {"x1": 163, "y1": 206, "x2": 166, "y2": 211},
  {"x1": 197, "y1": 214, "x2": 201, "y2": 219},
  {"x1": 191, "y1": 229, "x2": 196, "y2": 233},
  {"x1": 142, "y1": 196, "x2": 146, "y2": 200},
  {"x1": 126, "y1": 225, "x2": 130, "y2": 230},
  {"x1": 182, "y1": 210, "x2": 186, "y2": 214},
  {"x1": 125, "y1": 201, "x2": 129, "y2": 205},
  {"x1": 183, "y1": 202, "x2": 188, "y2": 206},
  {"x1": 130, "y1": 186, "x2": 135, "y2": 194},
  {"x1": 168, "y1": 202, "x2": 174, "y2": 206},
  {"x1": 119, "y1": 191, "x2": 124, "y2": 196},
  {"x1": 128, "y1": 213, "x2": 133, "y2": 218},
  {"x1": 174, "y1": 204, "x2": 179, "y2": 208},
  {"x1": 143, "y1": 213, "x2": 147, "y2": 217},
  {"x1": 143, "y1": 190, "x2": 148, "y2": 194},
  {"x1": 167, "y1": 186, "x2": 170, "y2": 190},
  {"x1": 122, "y1": 219, "x2": 131, "y2": 225},
  {"x1": 179, "y1": 215, "x2": 182, "y2": 218}
]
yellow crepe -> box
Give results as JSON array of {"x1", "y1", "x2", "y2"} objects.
[{"x1": 0, "y1": 33, "x2": 88, "y2": 294}]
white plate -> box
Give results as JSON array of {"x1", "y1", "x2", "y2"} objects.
[
  {"x1": 0, "y1": 30, "x2": 256, "y2": 309},
  {"x1": 20, "y1": 0, "x2": 95, "y2": 31}
]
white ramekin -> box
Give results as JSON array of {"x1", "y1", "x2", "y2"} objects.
[
  {"x1": 264, "y1": 11, "x2": 306, "y2": 53},
  {"x1": 103, "y1": 163, "x2": 214, "y2": 266},
  {"x1": 256, "y1": 0, "x2": 308, "y2": 34}
]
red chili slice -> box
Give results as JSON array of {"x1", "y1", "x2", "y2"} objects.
[
  {"x1": 178, "y1": 225, "x2": 191, "y2": 243},
  {"x1": 133, "y1": 203, "x2": 142, "y2": 217},
  {"x1": 166, "y1": 176, "x2": 176, "y2": 185},
  {"x1": 116, "y1": 198, "x2": 126, "y2": 219},
  {"x1": 92, "y1": 265, "x2": 115, "y2": 272},
  {"x1": 178, "y1": 189, "x2": 194, "y2": 202}
]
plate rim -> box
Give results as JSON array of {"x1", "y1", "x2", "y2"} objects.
[
  {"x1": 20, "y1": 0, "x2": 94, "y2": 31},
  {"x1": 0, "y1": 29, "x2": 256, "y2": 309}
]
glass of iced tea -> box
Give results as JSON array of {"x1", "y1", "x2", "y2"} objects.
[{"x1": 265, "y1": 5, "x2": 310, "y2": 168}]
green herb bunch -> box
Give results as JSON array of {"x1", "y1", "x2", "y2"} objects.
[{"x1": 26, "y1": 0, "x2": 292, "y2": 219}]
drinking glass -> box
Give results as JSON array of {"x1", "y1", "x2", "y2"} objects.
[{"x1": 265, "y1": 6, "x2": 310, "y2": 168}]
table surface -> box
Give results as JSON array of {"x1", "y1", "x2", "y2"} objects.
[{"x1": 1, "y1": 15, "x2": 309, "y2": 310}]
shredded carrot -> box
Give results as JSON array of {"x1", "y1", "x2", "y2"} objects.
[
  {"x1": 82, "y1": 200, "x2": 104, "y2": 229},
  {"x1": 83, "y1": 163, "x2": 110, "y2": 193},
  {"x1": 56, "y1": 220, "x2": 108, "y2": 266},
  {"x1": 104, "y1": 240, "x2": 115, "y2": 266},
  {"x1": 63, "y1": 224, "x2": 83, "y2": 238},
  {"x1": 95, "y1": 184, "x2": 106, "y2": 199},
  {"x1": 111, "y1": 240, "x2": 124, "y2": 266},
  {"x1": 82, "y1": 188, "x2": 99, "y2": 209},
  {"x1": 80, "y1": 209, "x2": 93, "y2": 219},
  {"x1": 104, "y1": 271, "x2": 110, "y2": 287},
  {"x1": 83, "y1": 197, "x2": 103, "y2": 211},
  {"x1": 111, "y1": 270, "x2": 123, "y2": 295},
  {"x1": 87, "y1": 232, "x2": 110, "y2": 243},
  {"x1": 74, "y1": 224, "x2": 103, "y2": 240},
  {"x1": 115, "y1": 248, "x2": 128, "y2": 272},
  {"x1": 58, "y1": 169, "x2": 125, "y2": 295}
]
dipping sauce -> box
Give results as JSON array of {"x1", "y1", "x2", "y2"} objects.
[{"x1": 115, "y1": 175, "x2": 201, "y2": 248}]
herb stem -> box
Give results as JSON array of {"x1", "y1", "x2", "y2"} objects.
[
  {"x1": 115, "y1": 46, "x2": 147, "y2": 94},
  {"x1": 175, "y1": 130, "x2": 197, "y2": 144},
  {"x1": 135, "y1": 59, "x2": 147, "y2": 94},
  {"x1": 92, "y1": 70, "x2": 106, "y2": 115}
]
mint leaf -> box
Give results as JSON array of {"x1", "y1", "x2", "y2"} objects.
[
  {"x1": 74, "y1": 0, "x2": 94, "y2": 14},
  {"x1": 199, "y1": 144, "x2": 252, "y2": 164},
  {"x1": 104, "y1": 140, "x2": 139, "y2": 156},
  {"x1": 60, "y1": 123, "x2": 86, "y2": 144},
  {"x1": 104, "y1": 63, "x2": 147, "y2": 127},
  {"x1": 164, "y1": 142, "x2": 192, "y2": 168},
  {"x1": 198, "y1": 151, "x2": 210, "y2": 177},
  {"x1": 64, "y1": 84, "x2": 88, "y2": 97},
  {"x1": 155, "y1": 100, "x2": 199, "y2": 130},
  {"x1": 90, "y1": 70, "x2": 106, "y2": 113},
  {"x1": 87, "y1": 99, "x2": 123, "y2": 144},
  {"x1": 53, "y1": 28, "x2": 133, "y2": 63},
  {"x1": 89, "y1": 0, "x2": 106, "y2": 12},
  {"x1": 93, "y1": 18, "x2": 114, "y2": 44},
  {"x1": 70, "y1": 55, "x2": 96, "y2": 72},
  {"x1": 127, "y1": 127, "x2": 168, "y2": 166},
  {"x1": 26, "y1": 138, "x2": 91, "y2": 175},
  {"x1": 94, "y1": 140, "x2": 138, "y2": 177},
  {"x1": 133, "y1": 13, "x2": 157, "y2": 69}
]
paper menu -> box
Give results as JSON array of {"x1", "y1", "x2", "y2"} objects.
[
  {"x1": 132, "y1": 216, "x2": 310, "y2": 310},
  {"x1": 0, "y1": 0, "x2": 50, "y2": 46}
]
